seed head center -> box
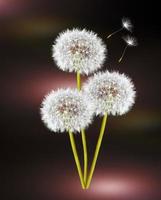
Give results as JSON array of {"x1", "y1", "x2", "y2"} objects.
[
  {"x1": 97, "y1": 84, "x2": 118, "y2": 98},
  {"x1": 57, "y1": 100, "x2": 79, "y2": 116},
  {"x1": 70, "y1": 40, "x2": 90, "y2": 57}
]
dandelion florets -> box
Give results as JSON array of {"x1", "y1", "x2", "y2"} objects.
[
  {"x1": 122, "y1": 17, "x2": 133, "y2": 32},
  {"x1": 83, "y1": 71, "x2": 136, "y2": 116},
  {"x1": 40, "y1": 88, "x2": 94, "y2": 133},
  {"x1": 52, "y1": 28, "x2": 107, "y2": 75},
  {"x1": 123, "y1": 35, "x2": 138, "y2": 46}
]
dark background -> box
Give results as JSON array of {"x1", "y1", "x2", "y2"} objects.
[{"x1": 1, "y1": 0, "x2": 161, "y2": 199}]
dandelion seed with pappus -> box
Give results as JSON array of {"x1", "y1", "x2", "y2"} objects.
[
  {"x1": 119, "y1": 35, "x2": 138, "y2": 63},
  {"x1": 107, "y1": 17, "x2": 133, "y2": 39}
]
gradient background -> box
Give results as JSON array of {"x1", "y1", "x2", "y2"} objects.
[{"x1": 1, "y1": 0, "x2": 161, "y2": 200}]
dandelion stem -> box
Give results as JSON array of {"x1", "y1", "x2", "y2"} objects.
[
  {"x1": 81, "y1": 129, "x2": 88, "y2": 184},
  {"x1": 76, "y1": 71, "x2": 88, "y2": 186},
  {"x1": 107, "y1": 27, "x2": 123, "y2": 39},
  {"x1": 119, "y1": 45, "x2": 128, "y2": 63},
  {"x1": 77, "y1": 71, "x2": 81, "y2": 90},
  {"x1": 68, "y1": 131, "x2": 85, "y2": 189},
  {"x1": 86, "y1": 113, "x2": 108, "y2": 189}
]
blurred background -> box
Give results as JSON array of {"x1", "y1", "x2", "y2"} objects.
[{"x1": 1, "y1": 0, "x2": 161, "y2": 199}]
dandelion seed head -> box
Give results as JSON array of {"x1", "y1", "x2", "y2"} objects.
[
  {"x1": 52, "y1": 28, "x2": 107, "y2": 75},
  {"x1": 40, "y1": 88, "x2": 94, "y2": 133},
  {"x1": 122, "y1": 17, "x2": 133, "y2": 32},
  {"x1": 123, "y1": 35, "x2": 138, "y2": 46},
  {"x1": 83, "y1": 71, "x2": 136, "y2": 116}
]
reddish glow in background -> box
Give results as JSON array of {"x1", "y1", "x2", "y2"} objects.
[{"x1": 1, "y1": 0, "x2": 161, "y2": 200}]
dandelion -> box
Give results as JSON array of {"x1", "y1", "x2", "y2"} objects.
[
  {"x1": 52, "y1": 28, "x2": 106, "y2": 187},
  {"x1": 41, "y1": 88, "x2": 95, "y2": 189},
  {"x1": 52, "y1": 28, "x2": 107, "y2": 75},
  {"x1": 119, "y1": 35, "x2": 138, "y2": 62},
  {"x1": 83, "y1": 71, "x2": 136, "y2": 188},
  {"x1": 107, "y1": 17, "x2": 133, "y2": 39},
  {"x1": 40, "y1": 88, "x2": 94, "y2": 133},
  {"x1": 84, "y1": 71, "x2": 136, "y2": 116}
]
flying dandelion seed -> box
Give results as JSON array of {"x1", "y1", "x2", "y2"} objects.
[
  {"x1": 40, "y1": 88, "x2": 94, "y2": 133},
  {"x1": 52, "y1": 28, "x2": 107, "y2": 75},
  {"x1": 118, "y1": 35, "x2": 138, "y2": 63},
  {"x1": 107, "y1": 17, "x2": 133, "y2": 39},
  {"x1": 122, "y1": 18, "x2": 133, "y2": 32}
]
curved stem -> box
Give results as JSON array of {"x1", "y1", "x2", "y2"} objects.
[
  {"x1": 107, "y1": 27, "x2": 123, "y2": 39},
  {"x1": 68, "y1": 131, "x2": 85, "y2": 189},
  {"x1": 119, "y1": 45, "x2": 128, "y2": 63},
  {"x1": 76, "y1": 71, "x2": 88, "y2": 186},
  {"x1": 86, "y1": 113, "x2": 108, "y2": 189}
]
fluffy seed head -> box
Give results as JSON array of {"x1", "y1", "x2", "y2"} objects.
[
  {"x1": 83, "y1": 71, "x2": 136, "y2": 116},
  {"x1": 40, "y1": 88, "x2": 94, "y2": 133},
  {"x1": 123, "y1": 35, "x2": 138, "y2": 46},
  {"x1": 52, "y1": 28, "x2": 107, "y2": 75},
  {"x1": 122, "y1": 17, "x2": 133, "y2": 32}
]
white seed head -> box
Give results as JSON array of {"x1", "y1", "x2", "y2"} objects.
[
  {"x1": 83, "y1": 71, "x2": 136, "y2": 116},
  {"x1": 123, "y1": 35, "x2": 138, "y2": 46},
  {"x1": 52, "y1": 28, "x2": 107, "y2": 75},
  {"x1": 122, "y1": 17, "x2": 133, "y2": 32},
  {"x1": 40, "y1": 88, "x2": 94, "y2": 133}
]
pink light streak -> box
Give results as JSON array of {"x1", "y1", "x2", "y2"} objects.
[
  {"x1": 2, "y1": 67, "x2": 87, "y2": 108},
  {"x1": 34, "y1": 163, "x2": 161, "y2": 200},
  {"x1": 0, "y1": 0, "x2": 28, "y2": 16}
]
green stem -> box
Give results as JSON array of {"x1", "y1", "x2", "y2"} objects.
[
  {"x1": 68, "y1": 131, "x2": 85, "y2": 189},
  {"x1": 86, "y1": 113, "x2": 108, "y2": 189},
  {"x1": 76, "y1": 71, "x2": 88, "y2": 186},
  {"x1": 77, "y1": 71, "x2": 81, "y2": 90},
  {"x1": 81, "y1": 129, "x2": 88, "y2": 184}
]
